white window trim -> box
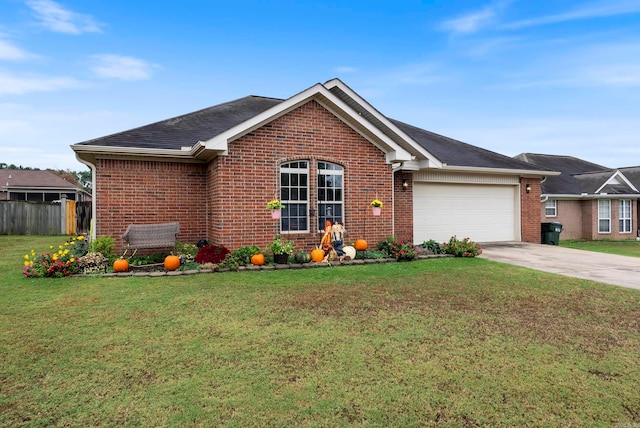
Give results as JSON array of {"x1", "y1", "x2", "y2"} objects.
[
  {"x1": 598, "y1": 199, "x2": 611, "y2": 234},
  {"x1": 545, "y1": 199, "x2": 557, "y2": 217},
  {"x1": 317, "y1": 162, "x2": 344, "y2": 232},
  {"x1": 280, "y1": 161, "x2": 309, "y2": 233},
  {"x1": 619, "y1": 199, "x2": 632, "y2": 234}
]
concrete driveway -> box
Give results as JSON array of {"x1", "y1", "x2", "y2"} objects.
[{"x1": 479, "y1": 242, "x2": 640, "y2": 290}]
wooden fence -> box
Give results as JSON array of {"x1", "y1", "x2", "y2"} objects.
[{"x1": 0, "y1": 199, "x2": 92, "y2": 235}]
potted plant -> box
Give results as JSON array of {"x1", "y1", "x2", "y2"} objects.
[
  {"x1": 266, "y1": 199, "x2": 285, "y2": 219},
  {"x1": 370, "y1": 199, "x2": 383, "y2": 216},
  {"x1": 266, "y1": 235, "x2": 295, "y2": 264}
]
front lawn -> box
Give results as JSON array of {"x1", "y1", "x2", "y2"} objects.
[
  {"x1": 561, "y1": 239, "x2": 640, "y2": 258},
  {"x1": 2, "y1": 236, "x2": 640, "y2": 426}
]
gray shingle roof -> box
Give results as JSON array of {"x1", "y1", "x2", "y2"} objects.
[
  {"x1": 75, "y1": 93, "x2": 550, "y2": 172},
  {"x1": 392, "y1": 120, "x2": 550, "y2": 170},
  {"x1": 515, "y1": 153, "x2": 609, "y2": 194},
  {"x1": 75, "y1": 96, "x2": 283, "y2": 150}
]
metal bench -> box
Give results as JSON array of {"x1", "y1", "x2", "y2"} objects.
[{"x1": 122, "y1": 222, "x2": 180, "y2": 250}]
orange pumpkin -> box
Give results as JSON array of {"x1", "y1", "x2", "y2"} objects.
[
  {"x1": 164, "y1": 255, "x2": 181, "y2": 271},
  {"x1": 250, "y1": 253, "x2": 265, "y2": 266},
  {"x1": 113, "y1": 258, "x2": 129, "y2": 272},
  {"x1": 310, "y1": 247, "x2": 325, "y2": 262},
  {"x1": 354, "y1": 239, "x2": 368, "y2": 251}
]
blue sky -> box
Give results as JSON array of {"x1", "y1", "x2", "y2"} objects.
[{"x1": 1, "y1": 0, "x2": 640, "y2": 172}]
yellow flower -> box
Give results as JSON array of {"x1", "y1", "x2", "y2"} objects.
[
  {"x1": 59, "y1": 245, "x2": 63, "y2": 250},
  {"x1": 49, "y1": 246, "x2": 54, "y2": 249},
  {"x1": 24, "y1": 261, "x2": 31, "y2": 266},
  {"x1": 52, "y1": 255, "x2": 58, "y2": 261},
  {"x1": 31, "y1": 250, "x2": 36, "y2": 256},
  {"x1": 24, "y1": 254, "x2": 29, "y2": 260},
  {"x1": 64, "y1": 242, "x2": 69, "y2": 246},
  {"x1": 77, "y1": 236, "x2": 85, "y2": 240}
]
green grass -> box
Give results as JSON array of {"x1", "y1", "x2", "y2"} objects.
[
  {"x1": 2, "y1": 236, "x2": 640, "y2": 427},
  {"x1": 560, "y1": 239, "x2": 640, "y2": 258}
]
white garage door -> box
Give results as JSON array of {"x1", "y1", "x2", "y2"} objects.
[{"x1": 413, "y1": 183, "x2": 519, "y2": 243}]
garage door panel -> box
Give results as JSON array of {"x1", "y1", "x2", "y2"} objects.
[{"x1": 413, "y1": 183, "x2": 517, "y2": 243}]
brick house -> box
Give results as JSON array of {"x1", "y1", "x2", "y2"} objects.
[
  {"x1": 72, "y1": 79, "x2": 554, "y2": 251},
  {"x1": 516, "y1": 153, "x2": 640, "y2": 240}
]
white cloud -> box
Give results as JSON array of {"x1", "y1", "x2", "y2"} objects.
[
  {"x1": 0, "y1": 38, "x2": 38, "y2": 61},
  {"x1": 503, "y1": 1, "x2": 640, "y2": 30},
  {"x1": 440, "y1": 1, "x2": 513, "y2": 34},
  {"x1": 441, "y1": 8, "x2": 497, "y2": 34},
  {"x1": 0, "y1": 71, "x2": 82, "y2": 95},
  {"x1": 90, "y1": 54, "x2": 157, "y2": 81},
  {"x1": 26, "y1": 0, "x2": 103, "y2": 35}
]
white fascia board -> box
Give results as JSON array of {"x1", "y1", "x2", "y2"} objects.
[
  {"x1": 594, "y1": 170, "x2": 639, "y2": 194},
  {"x1": 545, "y1": 193, "x2": 640, "y2": 200},
  {"x1": 401, "y1": 159, "x2": 430, "y2": 171},
  {"x1": 442, "y1": 164, "x2": 561, "y2": 177},
  {"x1": 201, "y1": 82, "x2": 413, "y2": 164},
  {"x1": 71, "y1": 144, "x2": 199, "y2": 161},
  {"x1": 323, "y1": 78, "x2": 443, "y2": 168}
]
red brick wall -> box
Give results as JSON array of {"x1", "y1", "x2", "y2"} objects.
[
  {"x1": 394, "y1": 172, "x2": 413, "y2": 242},
  {"x1": 520, "y1": 178, "x2": 541, "y2": 243},
  {"x1": 94, "y1": 159, "x2": 207, "y2": 251},
  {"x1": 208, "y1": 100, "x2": 393, "y2": 251}
]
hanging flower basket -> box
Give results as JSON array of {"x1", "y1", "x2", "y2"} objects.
[
  {"x1": 370, "y1": 199, "x2": 383, "y2": 216},
  {"x1": 267, "y1": 199, "x2": 285, "y2": 219}
]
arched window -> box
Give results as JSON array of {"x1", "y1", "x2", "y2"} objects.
[
  {"x1": 317, "y1": 162, "x2": 344, "y2": 231},
  {"x1": 280, "y1": 161, "x2": 309, "y2": 232}
]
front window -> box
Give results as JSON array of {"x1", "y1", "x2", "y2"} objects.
[
  {"x1": 280, "y1": 161, "x2": 308, "y2": 232},
  {"x1": 545, "y1": 199, "x2": 557, "y2": 217},
  {"x1": 619, "y1": 199, "x2": 632, "y2": 233},
  {"x1": 317, "y1": 162, "x2": 344, "y2": 231},
  {"x1": 598, "y1": 200, "x2": 611, "y2": 233}
]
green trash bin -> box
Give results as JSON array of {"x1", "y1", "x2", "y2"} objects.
[{"x1": 541, "y1": 222, "x2": 562, "y2": 245}]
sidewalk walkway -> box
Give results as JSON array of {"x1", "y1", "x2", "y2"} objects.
[{"x1": 479, "y1": 242, "x2": 640, "y2": 290}]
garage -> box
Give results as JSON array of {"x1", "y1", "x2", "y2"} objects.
[{"x1": 413, "y1": 183, "x2": 519, "y2": 243}]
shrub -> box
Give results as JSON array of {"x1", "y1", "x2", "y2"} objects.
[
  {"x1": 195, "y1": 245, "x2": 230, "y2": 264},
  {"x1": 88, "y1": 236, "x2": 115, "y2": 256},
  {"x1": 376, "y1": 235, "x2": 398, "y2": 257},
  {"x1": 419, "y1": 239, "x2": 443, "y2": 254},
  {"x1": 175, "y1": 241, "x2": 199, "y2": 263},
  {"x1": 376, "y1": 236, "x2": 418, "y2": 261},
  {"x1": 219, "y1": 245, "x2": 261, "y2": 269},
  {"x1": 442, "y1": 236, "x2": 482, "y2": 257}
]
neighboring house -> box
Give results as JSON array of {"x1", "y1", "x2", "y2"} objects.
[
  {"x1": 71, "y1": 79, "x2": 555, "y2": 251},
  {"x1": 0, "y1": 169, "x2": 90, "y2": 202},
  {"x1": 515, "y1": 153, "x2": 640, "y2": 240}
]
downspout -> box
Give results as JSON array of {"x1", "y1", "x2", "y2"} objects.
[
  {"x1": 76, "y1": 155, "x2": 97, "y2": 241},
  {"x1": 391, "y1": 162, "x2": 404, "y2": 238}
]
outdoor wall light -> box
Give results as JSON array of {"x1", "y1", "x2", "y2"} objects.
[
  {"x1": 525, "y1": 183, "x2": 531, "y2": 194},
  {"x1": 402, "y1": 179, "x2": 409, "y2": 190}
]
